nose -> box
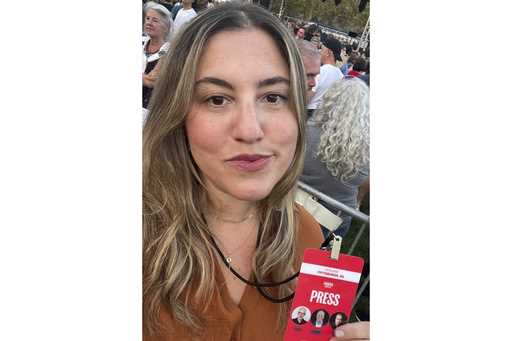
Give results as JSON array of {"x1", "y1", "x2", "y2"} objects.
[
  {"x1": 307, "y1": 76, "x2": 316, "y2": 89},
  {"x1": 232, "y1": 100, "x2": 264, "y2": 143}
]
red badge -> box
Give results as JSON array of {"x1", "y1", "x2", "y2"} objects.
[{"x1": 284, "y1": 248, "x2": 364, "y2": 341}]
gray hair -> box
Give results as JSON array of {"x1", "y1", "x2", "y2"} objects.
[
  {"x1": 144, "y1": 1, "x2": 174, "y2": 41},
  {"x1": 296, "y1": 39, "x2": 320, "y2": 62},
  {"x1": 312, "y1": 77, "x2": 369, "y2": 182}
]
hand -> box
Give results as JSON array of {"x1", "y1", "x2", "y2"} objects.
[{"x1": 329, "y1": 321, "x2": 369, "y2": 341}]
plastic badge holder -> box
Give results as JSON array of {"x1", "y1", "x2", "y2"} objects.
[{"x1": 283, "y1": 241, "x2": 364, "y2": 341}]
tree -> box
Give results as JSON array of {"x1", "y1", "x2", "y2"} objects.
[{"x1": 270, "y1": 0, "x2": 369, "y2": 34}]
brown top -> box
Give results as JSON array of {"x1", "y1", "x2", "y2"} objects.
[{"x1": 144, "y1": 205, "x2": 323, "y2": 341}]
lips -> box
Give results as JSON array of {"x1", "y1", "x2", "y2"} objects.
[{"x1": 226, "y1": 154, "x2": 272, "y2": 172}]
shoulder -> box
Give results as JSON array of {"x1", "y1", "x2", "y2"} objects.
[
  {"x1": 295, "y1": 204, "x2": 324, "y2": 251},
  {"x1": 161, "y1": 42, "x2": 170, "y2": 53},
  {"x1": 325, "y1": 64, "x2": 343, "y2": 77}
]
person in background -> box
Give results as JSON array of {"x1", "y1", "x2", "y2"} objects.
[
  {"x1": 158, "y1": 0, "x2": 174, "y2": 12},
  {"x1": 301, "y1": 78, "x2": 369, "y2": 237},
  {"x1": 194, "y1": 0, "x2": 209, "y2": 12},
  {"x1": 143, "y1": 3, "x2": 369, "y2": 340},
  {"x1": 143, "y1": 1, "x2": 173, "y2": 109},
  {"x1": 358, "y1": 60, "x2": 369, "y2": 87},
  {"x1": 295, "y1": 26, "x2": 305, "y2": 40},
  {"x1": 347, "y1": 56, "x2": 367, "y2": 79},
  {"x1": 170, "y1": 0, "x2": 182, "y2": 19},
  {"x1": 307, "y1": 35, "x2": 343, "y2": 113},
  {"x1": 296, "y1": 39, "x2": 321, "y2": 110},
  {"x1": 173, "y1": 0, "x2": 197, "y2": 34},
  {"x1": 304, "y1": 24, "x2": 319, "y2": 43}
]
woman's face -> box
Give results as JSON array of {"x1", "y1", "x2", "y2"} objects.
[
  {"x1": 185, "y1": 29, "x2": 298, "y2": 205},
  {"x1": 335, "y1": 314, "x2": 343, "y2": 326},
  {"x1": 144, "y1": 9, "x2": 167, "y2": 40}
]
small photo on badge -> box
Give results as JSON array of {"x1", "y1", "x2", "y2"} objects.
[
  {"x1": 329, "y1": 312, "x2": 347, "y2": 329},
  {"x1": 291, "y1": 306, "x2": 311, "y2": 325},
  {"x1": 310, "y1": 309, "x2": 329, "y2": 328}
]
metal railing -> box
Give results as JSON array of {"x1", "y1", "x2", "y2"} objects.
[{"x1": 298, "y1": 182, "x2": 369, "y2": 224}]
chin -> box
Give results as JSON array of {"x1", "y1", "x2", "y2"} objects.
[
  {"x1": 234, "y1": 189, "x2": 273, "y2": 202},
  {"x1": 230, "y1": 183, "x2": 275, "y2": 202}
]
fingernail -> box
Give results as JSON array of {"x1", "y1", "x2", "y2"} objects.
[{"x1": 335, "y1": 329, "x2": 345, "y2": 338}]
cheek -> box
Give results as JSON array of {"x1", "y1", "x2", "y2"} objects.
[
  {"x1": 270, "y1": 113, "x2": 299, "y2": 158},
  {"x1": 185, "y1": 113, "x2": 224, "y2": 163}
]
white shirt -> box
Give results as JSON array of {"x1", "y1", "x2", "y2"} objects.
[
  {"x1": 307, "y1": 64, "x2": 343, "y2": 110},
  {"x1": 142, "y1": 36, "x2": 170, "y2": 73},
  {"x1": 173, "y1": 8, "x2": 197, "y2": 34}
]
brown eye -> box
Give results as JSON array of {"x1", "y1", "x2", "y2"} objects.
[
  {"x1": 207, "y1": 96, "x2": 227, "y2": 106},
  {"x1": 264, "y1": 94, "x2": 286, "y2": 104}
]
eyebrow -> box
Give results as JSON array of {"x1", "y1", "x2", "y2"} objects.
[
  {"x1": 194, "y1": 76, "x2": 290, "y2": 90},
  {"x1": 257, "y1": 76, "x2": 290, "y2": 88}
]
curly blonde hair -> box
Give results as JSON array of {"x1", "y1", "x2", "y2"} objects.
[{"x1": 312, "y1": 77, "x2": 369, "y2": 183}]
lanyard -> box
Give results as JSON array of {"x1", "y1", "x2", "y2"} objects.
[{"x1": 209, "y1": 232, "x2": 341, "y2": 303}]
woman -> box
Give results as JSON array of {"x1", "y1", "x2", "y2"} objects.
[
  {"x1": 143, "y1": 3, "x2": 369, "y2": 340},
  {"x1": 301, "y1": 78, "x2": 370, "y2": 237},
  {"x1": 142, "y1": 1, "x2": 173, "y2": 109}
]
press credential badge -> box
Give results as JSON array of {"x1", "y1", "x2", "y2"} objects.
[{"x1": 284, "y1": 248, "x2": 364, "y2": 341}]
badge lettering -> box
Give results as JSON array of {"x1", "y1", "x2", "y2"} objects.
[{"x1": 309, "y1": 289, "x2": 341, "y2": 306}]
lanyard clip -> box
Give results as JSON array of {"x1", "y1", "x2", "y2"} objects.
[
  {"x1": 320, "y1": 232, "x2": 343, "y2": 260},
  {"x1": 329, "y1": 235, "x2": 343, "y2": 261}
]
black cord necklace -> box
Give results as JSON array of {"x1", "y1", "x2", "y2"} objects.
[{"x1": 209, "y1": 235, "x2": 299, "y2": 303}]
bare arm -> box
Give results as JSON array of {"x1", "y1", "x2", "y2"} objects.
[{"x1": 142, "y1": 58, "x2": 163, "y2": 88}]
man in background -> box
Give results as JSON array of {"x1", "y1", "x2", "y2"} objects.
[
  {"x1": 297, "y1": 39, "x2": 321, "y2": 118},
  {"x1": 173, "y1": 0, "x2": 197, "y2": 33},
  {"x1": 307, "y1": 35, "x2": 343, "y2": 113}
]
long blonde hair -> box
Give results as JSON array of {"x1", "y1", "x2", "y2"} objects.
[{"x1": 143, "y1": 2, "x2": 308, "y2": 335}]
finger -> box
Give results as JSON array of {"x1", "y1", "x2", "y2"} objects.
[{"x1": 334, "y1": 321, "x2": 370, "y2": 340}]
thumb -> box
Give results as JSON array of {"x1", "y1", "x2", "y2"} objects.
[{"x1": 334, "y1": 321, "x2": 370, "y2": 340}]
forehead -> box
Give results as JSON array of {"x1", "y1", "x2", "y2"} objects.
[
  {"x1": 195, "y1": 29, "x2": 289, "y2": 82},
  {"x1": 146, "y1": 9, "x2": 162, "y2": 18},
  {"x1": 303, "y1": 54, "x2": 320, "y2": 68}
]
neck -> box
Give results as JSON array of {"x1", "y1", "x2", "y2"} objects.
[
  {"x1": 149, "y1": 37, "x2": 164, "y2": 50},
  {"x1": 323, "y1": 58, "x2": 336, "y2": 66},
  {"x1": 207, "y1": 200, "x2": 257, "y2": 231},
  {"x1": 207, "y1": 201, "x2": 259, "y2": 261},
  {"x1": 183, "y1": 3, "x2": 192, "y2": 9}
]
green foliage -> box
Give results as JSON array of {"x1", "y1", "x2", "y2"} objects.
[{"x1": 271, "y1": 0, "x2": 369, "y2": 34}]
